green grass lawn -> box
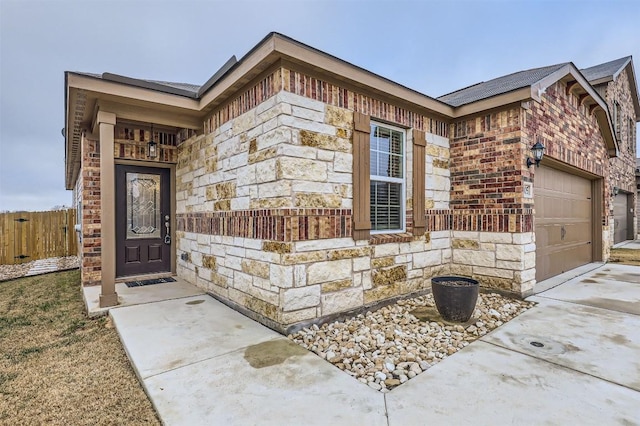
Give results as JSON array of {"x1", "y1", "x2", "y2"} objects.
[{"x1": 0, "y1": 270, "x2": 159, "y2": 425}]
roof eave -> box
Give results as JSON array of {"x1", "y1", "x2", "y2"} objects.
[
  {"x1": 64, "y1": 71, "x2": 73, "y2": 190},
  {"x1": 100, "y1": 73, "x2": 199, "y2": 98},
  {"x1": 450, "y1": 87, "x2": 532, "y2": 117},
  {"x1": 539, "y1": 64, "x2": 618, "y2": 157},
  {"x1": 66, "y1": 73, "x2": 201, "y2": 111},
  {"x1": 448, "y1": 63, "x2": 619, "y2": 157},
  {"x1": 64, "y1": 73, "x2": 204, "y2": 188},
  {"x1": 197, "y1": 32, "x2": 456, "y2": 119},
  {"x1": 561, "y1": 64, "x2": 618, "y2": 157},
  {"x1": 271, "y1": 33, "x2": 455, "y2": 117},
  {"x1": 622, "y1": 61, "x2": 640, "y2": 121}
]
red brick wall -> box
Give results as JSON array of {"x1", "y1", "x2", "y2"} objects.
[
  {"x1": 524, "y1": 80, "x2": 611, "y2": 210},
  {"x1": 177, "y1": 209, "x2": 352, "y2": 241},
  {"x1": 114, "y1": 124, "x2": 178, "y2": 163},
  {"x1": 603, "y1": 69, "x2": 637, "y2": 237},
  {"x1": 448, "y1": 107, "x2": 532, "y2": 232},
  {"x1": 605, "y1": 69, "x2": 637, "y2": 194},
  {"x1": 450, "y1": 108, "x2": 524, "y2": 210},
  {"x1": 447, "y1": 79, "x2": 616, "y2": 235},
  {"x1": 526, "y1": 81, "x2": 609, "y2": 175},
  {"x1": 80, "y1": 137, "x2": 101, "y2": 286}
]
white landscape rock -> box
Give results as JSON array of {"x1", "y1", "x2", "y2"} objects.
[{"x1": 289, "y1": 292, "x2": 534, "y2": 392}]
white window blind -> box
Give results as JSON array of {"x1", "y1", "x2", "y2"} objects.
[{"x1": 369, "y1": 123, "x2": 405, "y2": 232}]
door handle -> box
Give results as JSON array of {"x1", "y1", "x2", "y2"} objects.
[
  {"x1": 164, "y1": 215, "x2": 171, "y2": 245},
  {"x1": 560, "y1": 226, "x2": 566, "y2": 240}
]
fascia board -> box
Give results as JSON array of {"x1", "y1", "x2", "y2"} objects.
[
  {"x1": 533, "y1": 64, "x2": 618, "y2": 157},
  {"x1": 197, "y1": 37, "x2": 278, "y2": 109},
  {"x1": 623, "y1": 61, "x2": 640, "y2": 121},
  {"x1": 67, "y1": 73, "x2": 200, "y2": 111},
  {"x1": 450, "y1": 87, "x2": 532, "y2": 118}
]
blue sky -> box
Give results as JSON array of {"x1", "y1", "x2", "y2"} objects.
[{"x1": 1, "y1": 0, "x2": 639, "y2": 211}]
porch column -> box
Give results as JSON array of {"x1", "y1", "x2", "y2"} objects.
[{"x1": 98, "y1": 111, "x2": 118, "y2": 307}]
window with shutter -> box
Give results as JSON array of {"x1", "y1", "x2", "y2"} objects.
[
  {"x1": 352, "y1": 112, "x2": 371, "y2": 241},
  {"x1": 369, "y1": 122, "x2": 406, "y2": 233},
  {"x1": 412, "y1": 129, "x2": 426, "y2": 236}
]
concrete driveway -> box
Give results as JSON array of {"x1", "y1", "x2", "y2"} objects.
[{"x1": 110, "y1": 262, "x2": 640, "y2": 425}]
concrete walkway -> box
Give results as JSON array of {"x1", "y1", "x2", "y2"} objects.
[
  {"x1": 83, "y1": 277, "x2": 205, "y2": 318},
  {"x1": 110, "y1": 263, "x2": 640, "y2": 425},
  {"x1": 616, "y1": 240, "x2": 640, "y2": 249}
]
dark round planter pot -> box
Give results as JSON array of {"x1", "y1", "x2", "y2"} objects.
[{"x1": 431, "y1": 276, "x2": 479, "y2": 323}]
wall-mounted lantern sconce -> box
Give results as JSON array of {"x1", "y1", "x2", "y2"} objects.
[
  {"x1": 612, "y1": 186, "x2": 620, "y2": 197},
  {"x1": 526, "y1": 140, "x2": 545, "y2": 168},
  {"x1": 147, "y1": 124, "x2": 158, "y2": 159}
]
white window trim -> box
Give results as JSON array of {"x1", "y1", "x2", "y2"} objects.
[{"x1": 370, "y1": 121, "x2": 406, "y2": 234}]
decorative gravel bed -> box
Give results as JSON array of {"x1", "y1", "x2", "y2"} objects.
[
  {"x1": 289, "y1": 292, "x2": 534, "y2": 392},
  {"x1": 0, "y1": 256, "x2": 79, "y2": 282}
]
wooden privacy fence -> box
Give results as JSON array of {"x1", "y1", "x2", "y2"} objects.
[{"x1": 0, "y1": 209, "x2": 78, "y2": 265}]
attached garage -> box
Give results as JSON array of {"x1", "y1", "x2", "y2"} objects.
[
  {"x1": 534, "y1": 166, "x2": 596, "y2": 282},
  {"x1": 612, "y1": 193, "x2": 631, "y2": 244}
]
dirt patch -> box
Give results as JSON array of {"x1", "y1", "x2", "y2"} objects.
[
  {"x1": 608, "y1": 248, "x2": 640, "y2": 266},
  {"x1": 0, "y1": 270, "x2": 159, "y2": 425}
]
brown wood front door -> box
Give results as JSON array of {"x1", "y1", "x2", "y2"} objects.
[{"x1": 116, "y1": 165, "x2": 171, "y2": 277}]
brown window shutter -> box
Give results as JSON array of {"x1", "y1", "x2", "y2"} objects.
[
  {"x1": 412, "y1": 129, "x2": 426, "y2": 236},
  {"x1": 353, "y1": 112, "x2": 371, "y2": 240}
]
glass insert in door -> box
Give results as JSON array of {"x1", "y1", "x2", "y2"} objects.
[{"x1": 126, "y1": 173, "x2": 161, "y2": 239}]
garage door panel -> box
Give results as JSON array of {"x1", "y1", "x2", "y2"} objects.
[
  {"x1": 613, "y1": 195, "x2": 629, "y2": 244},
  {"x1": 570, "y1": 200, "x2": 591, "y2": 219},
  {"x1": 564, "y1": 222, "x2": 591, "y2": 244},
  {"x1": 564, "y1": 244, "x2": 591, "y2": 273},
  {"x1": 534, "y1": 166, "x2": 593, "y2": 282}
]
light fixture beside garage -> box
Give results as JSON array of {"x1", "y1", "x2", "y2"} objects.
[
  {"x1": 526, "y1": 140, "x2": 545, "y2": 168},
  {"x1": 612, "y1": 186, "x2": 620, "y2": 196}
]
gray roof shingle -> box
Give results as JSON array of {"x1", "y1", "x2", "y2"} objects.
[
  {"x1": 437, "y1": 63, "x2": 568, "y2": 107},
  {"x1": 147, "y1": 80, "x2": 201, "y2": 93},
  {"x1": 72, "y1": 71, "x2": 201, "y2": 96},
  {"x1": 580, "y1": 56, "x2": 631, "y2": 83}
]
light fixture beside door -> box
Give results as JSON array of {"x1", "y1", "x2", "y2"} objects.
[{"x1": 147, "y1": 124, "x2": 158, "y2": 159}]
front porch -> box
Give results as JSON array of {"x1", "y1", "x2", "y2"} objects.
[{"x1": 83, "y1": 276, "x2": 204, "y2": 318}]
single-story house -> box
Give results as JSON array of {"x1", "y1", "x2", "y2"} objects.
[{"x1": 64, "y1": 33, "x2": 639, "y2": 331}]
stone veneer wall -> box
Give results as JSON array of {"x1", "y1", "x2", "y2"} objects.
[
  {"x1": 602, "y1": 68, "x2": 638, "y2": 239},
  {"x1": 176, "y1": 66, "x2": 453, "y2": 330},
  {"x1": 524, "y1": 80, "x2": 612, "y2": 259}
]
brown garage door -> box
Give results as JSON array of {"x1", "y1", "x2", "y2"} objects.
[
  {"x1": 612, "y1": 194, "x2": 629, "y2": 244},
  {"x1": 535, "y1": 166, "x2": 592, "y2": 282}
]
